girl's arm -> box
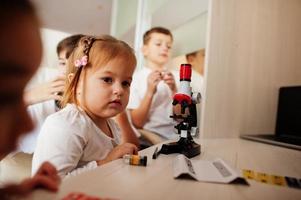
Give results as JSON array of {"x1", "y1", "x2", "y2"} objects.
[
  {"x1": 32, "y1": 117, "x2": 98, "y2": 179},
  {"x1": 114, "y1": 111, "x2": 140, "y2": 148}
]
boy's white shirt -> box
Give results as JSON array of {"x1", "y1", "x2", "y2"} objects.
[
  {"x1": 18, "y1": 67, "x2": 60, "y2": 154},
  {"x1": 32, "y1": 104, "x2": 121, "y2": 178},
  {"x1": 128, "y1": 67, "x2": 179, "y2": 139}
]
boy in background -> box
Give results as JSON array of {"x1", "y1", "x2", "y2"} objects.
[{"x1": 128, "y1": 27, "x2": 178, "y2": 143}]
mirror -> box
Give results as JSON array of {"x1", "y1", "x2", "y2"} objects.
[
  {"x1": 110, "y1": 0, "x2": 209, "y2": 137},
  {"x1": 149, "y1": 0, "x2": 209, "y2": 135}
]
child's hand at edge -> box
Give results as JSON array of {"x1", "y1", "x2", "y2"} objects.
[
  {"x1": 2, "y1": 162, "x2": 60, "y2": 198},
  {"x1": 62, "y1": 192, "x2": 118, "y2": 200}
]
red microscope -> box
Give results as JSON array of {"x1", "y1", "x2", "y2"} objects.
[{"x1": 160, "y1": 64, "x2": 201, "y2": 158}]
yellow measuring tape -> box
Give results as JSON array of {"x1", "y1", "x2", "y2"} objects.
[{"x1": 242, "y1": 169, "x2": 301, "y2": 189}]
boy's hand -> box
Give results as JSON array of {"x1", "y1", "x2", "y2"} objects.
[
  {"x1": 97, "y1": 143, "x2": 138, "y2": 166},
  {"x1": 162, "y1": 71, "x2": 177, "y2": 95},
  {"x1": 146, "y1": 70, "x2": 162, "y2": 95},
  {"x1": 24, "y1": 74, "x2": 65, "y2": 105}
]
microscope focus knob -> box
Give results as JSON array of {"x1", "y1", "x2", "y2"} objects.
[{"x1": 192, "y1": 92, "x2": 201, "y2": 104}]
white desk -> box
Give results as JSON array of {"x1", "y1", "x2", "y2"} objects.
[{"x1": 24, "y1": 139, "x2": 301, "y2": 200}]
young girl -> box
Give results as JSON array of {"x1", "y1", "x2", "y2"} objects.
[{"x1": 32, "y1": 35, "x2": 138, "y2": 178}]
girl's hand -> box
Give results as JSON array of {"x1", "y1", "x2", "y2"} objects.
[
  {"x1": 162, "y1": 71, "x2": 177, "y2": 95},
  {"x1": 97, "y1": 143, "x2": 138, "y2": 166},
  {"x1": 146, "y1": 70, "x2": 162, "y2": 96}
]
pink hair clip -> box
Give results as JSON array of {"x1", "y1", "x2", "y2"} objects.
[{"x1": 74, "y1": 55, "x2": 88, "y2": 68}]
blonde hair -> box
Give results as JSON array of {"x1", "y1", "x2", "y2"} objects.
[{"x1": 61, "y1": 35, "x2": 136, "y2": 108}]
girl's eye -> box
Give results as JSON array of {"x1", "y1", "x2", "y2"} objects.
[
  {"x1": 155, "y1": 43, "x2": 161, "y2": 46},
  {"x1": 59, "y1": 61, "x2": 66, "y2": 67},
  {"x1": 122, "y1": 81, "x2": 131, "y2": 87},
  {"x1": 101, "y1": 77, "x2": 113, "y2": 83}
]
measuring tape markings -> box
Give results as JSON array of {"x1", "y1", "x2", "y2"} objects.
[{"x1": 242, "y1": 169, "x2": 301, "y2": 189}]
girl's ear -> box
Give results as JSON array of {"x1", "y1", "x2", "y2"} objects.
[{"x1": 67, "y1": 73, "x2": 74, "y2": 83}]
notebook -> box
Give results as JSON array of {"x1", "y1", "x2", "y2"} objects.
[{"x1": 241, "y1": 86, "x2": 301, "y2": 150}]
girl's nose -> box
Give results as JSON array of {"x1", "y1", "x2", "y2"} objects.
[
  {"x1": 163, "y1": 43, "x2": 169, "y2": 51},
  {"x1": 113, "y1": 83, "x2": 124, "y2": 96}
]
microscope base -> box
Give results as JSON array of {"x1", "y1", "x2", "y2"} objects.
[{"x1": 160, "y1": 138, "x2": 201, "y2": 158}]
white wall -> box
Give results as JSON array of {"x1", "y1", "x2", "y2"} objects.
[
  {"x1": 172, "y1": 13, "x2": 208, "y2": 57},
  {"x1": 28, "y1": 28, "x2": 70, "y2": 87},
  {"x1": 114, "y1": 0, "x2": 138, "y2": 45},
  {"x1": 40, "y1": 28, "x2": 70, "y2": 69},
  {"x1": 201, "y1": 0, "x2": 301, "y2": 138}
]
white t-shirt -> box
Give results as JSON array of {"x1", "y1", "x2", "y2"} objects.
[
  {"x1": 18, "y1": 67, "x2": 60, "y2": 154},
  {"x1": 18, "y1": 100, "x2": 57, "y2": 153},
  {"x1": 32, "y1": 104, "x2": 121, "y2": 178},
  {"x1": 128, "y1": 67, "x2": 178, "y2": 139}
]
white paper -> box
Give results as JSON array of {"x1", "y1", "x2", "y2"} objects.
[{"x1": 173, "y1": 154, "x2": 242, "y2": 184}]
